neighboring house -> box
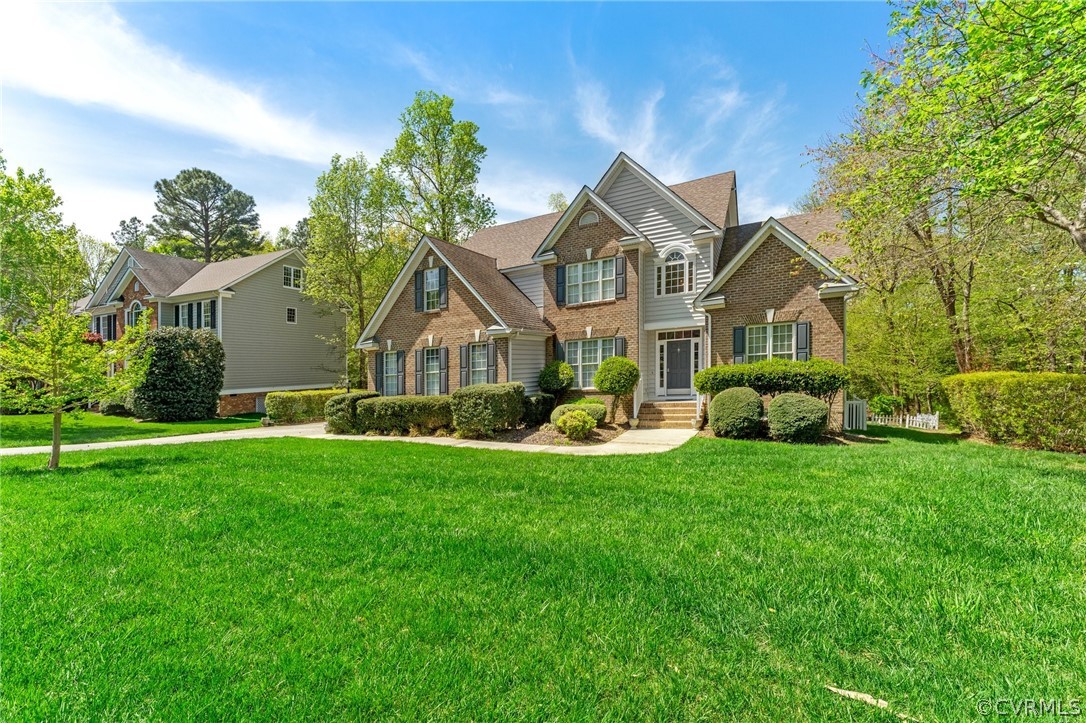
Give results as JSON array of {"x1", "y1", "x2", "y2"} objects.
[
  {"x1": 357, "y1": 153, "x2": 858, "y2": 426},
  {"x1": 78, "y1": 247, "x2": 344, "y2": 414}
]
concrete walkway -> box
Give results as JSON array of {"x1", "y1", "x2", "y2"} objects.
[{"x1": 1, "y1": 424, "x2": 696, "y2": 457}]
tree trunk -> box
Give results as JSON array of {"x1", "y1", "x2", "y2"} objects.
[{"x1": 49, "y1": 410, "x2": 62, "y2": 470}]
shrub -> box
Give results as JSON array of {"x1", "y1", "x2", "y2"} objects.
[
  {"x1": 708, "y1": 387, "x2": 763, "y2": 439},
  {"x1": 868, "y1": 394, "x2": 905, "y2": 417},
  {"x1": 324, "y1": 391, "x2": 381, "y2": 434},
  {"x1": 451, "y1": 382, "x2": 526, "y2": 438},
  {"x1": 943, "y1": 372, "x2": 1086, "y2": 453},
  {"x1": 593, "y1": 356, "x2": 640, "y2": 422},
  {"x1": 523, "y1": 392, "x2": 556, "y2": 426},
  {"x1": 767, "y1": 393, "x2": 829, "y2": 443},
  {"x1": 356, "y1": 395, "x2": 453, "y2": 435},
  {"x1": 555, "y1": 409, "x2": 596, "y2": 440},
  {"x1": 538, "y1": 361, "x2": 575, "y2": 395},
  {"x1": 131, "y1": 328, "x2": 225, "y2": 421},
  {"x1": 550, "y1": 402, "x2": 606, "y2": 425},
  {"x1": 100, "y1": 392, "x2": 134, "y2": 417},
  {"x1": 694, "y1": 358, "x2": 849, "y2": 406},
  {"x1": 265, "y1": 389, "x2": 346, "y2": 424}
]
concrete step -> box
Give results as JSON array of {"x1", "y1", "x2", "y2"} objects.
[{"x1": 638, "y1": 419, "x2": 698, "y2": 429}]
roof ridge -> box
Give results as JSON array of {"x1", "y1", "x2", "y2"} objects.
[{"x1": 427, "y1": 235, "x2": 499, "y2": 266}]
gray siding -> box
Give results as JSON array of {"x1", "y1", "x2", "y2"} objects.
[
  {"x1": 503, "y1": 266, "x2": 544, "y2": 309},
  {"x1": 508, "y1": 337, "x2": 545, "y2": 393},
  {"x1": 220, "y1": 262, "x2": 343, "y2": 392}
]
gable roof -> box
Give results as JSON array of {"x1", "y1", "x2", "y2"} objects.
[
  {"x1": 594, "y1": 153, "x2": 721, "y2": 233},
  {"x1": 532, "y1": 186, "x2": 647, "y2": 260},
  {"x1": 169, "y1": 249, "x2": 298, "y2": 297},
  {"x1": 717, "y1": 209, "x2": 850, "y2": 273},
  {"x1": 669, "y1": 172, "x2": 736, "y2": 229}
]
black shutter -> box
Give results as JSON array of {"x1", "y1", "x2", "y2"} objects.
[
  {"x1": 487, "y1": 341, "x2": 497, "y2": 383},
  {"x1": 796, "y1": 321, "x2": 811, "y2": 361},
  {"x1": 438, "y1": 266, "x2": 448, "y2": 309},
  {"x1": 553, "y1": 336, "x2": 565, "y2": 362},
  {"x1": 374, "y1": 352, "x2": 384, "y2": 394},
  {"x1": 94, "y1": 316, "x2": 101, "y2": 335},
  {"x1": 615, "y1": 336, "x2": 627, "y2": 358},
  {"x1": 733, "y1": 326, "x2": 746, "y2": 364},
  {"x1": 439, "y1": 346, "x2": 449, "y2": 394},
  {"x1": 209, "y1": 299, "x2": 217, "y2": 331},
  {"x1": 187, "y1": 303, "x2": 194, "y2": 329},
  {"x1": 174, "y1": 305, "x2": 180, "y2": 327},
  {"x1": 615, "y1": 255, "x2": 626, "y2": 299},
  {"x1": 396, "y1": 351, "x2": 405, "y2": 395},
  {"x1": 555, "y1": 265, "x2": 566, "y2": 306},
  {"x1": 415, "y1": 349, "x2": 424, "y2": 394},
  {"x1": 460, "y1": 344, "x2": 471, "y2": 388},
  {"x1": 414, "y1": 271, "x2": 424, "y2": 312}
]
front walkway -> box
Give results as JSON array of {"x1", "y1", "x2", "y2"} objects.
[{"x1": 1, "y1": 424, "x2": 696, "y2": 457}]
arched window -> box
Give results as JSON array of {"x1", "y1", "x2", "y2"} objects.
[
  {"x1": 578, "y1": 211, "x2": 600, "y2": 227},
  {"x1": 126, "y1": 300, "x2": 143, "y2": 328},
  {"x1": 659, "y1": 251, "x2": 690, "y2": 295}
]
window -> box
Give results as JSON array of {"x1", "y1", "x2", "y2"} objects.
[
  {"x1": 178, "y1": 303, "x2": 189, "y2": 328},
  {"x1": 286, "y1": 307, "x2": 297, "y2": 324},
  {"x1": 566, "y1": 258, "x2": 615, "y2": 305},
  {"x1": 578, "y1": 211, "x2": 599, "y2": 227},
  {"x1": 424, "y1": 347, "x2": 441, "y2": 395},
  {"x1": 663, "y1": 251, "x2": 687, "y2": 294},
  {"x1": 283, "y1": 265, "x2": 303, "y2": 289},
  {"x1": 469, "y1": 343, "x2": 488, "y2": 385},
  {"x1": 383, "y1": 352, "x2": 400, "y2": 396},
  {"x1": 126, "y1": 301, "x2": 143, "y2": 328},
  {"x1": 566, "y1": 337, "x2": 615, "y2": 389},
  {"x1": 203, "y1": 302, "x2": 213, "y2": 330},
  {"x1": 93, "y1": 314, "x2": 117, "y2": 341},
  {"x1": 746, "y1": 323, "x2": 795, "y2": 362},
  {"x1": 423, "y1": 268, "x2": 440, "y2": 311}
]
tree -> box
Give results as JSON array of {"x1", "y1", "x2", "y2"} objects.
[
  {"x1": 275, "y1": 217, "x2": 311, "y2": 250},
  {"x1": 148, "y1": 169, "x2": 262, "y2": 262},
  {"x1": 383, "y1": 91, "x2": 496, "y2": 243},
  {"x1": 306, "y1": 153, "x2": 410, "y2": 387},
  {"x1": 111, "y1": 217, "x2": 150, "y2": 249},
  {"x1": 78, "y1": 233, "x2": 114, "y2": 293},
  {"x1": 547, "y1": 192, "x2": 569, "y2": 213}
]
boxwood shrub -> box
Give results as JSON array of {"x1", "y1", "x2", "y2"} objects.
[
  {"x1": 324, "y1": 391, "x2": 381, "y2": 434},
  {"x1": 265, "y1": 388, "x2": 346, "y2": 424},
  {"x1": 593, "y1": 356, "x2": 640, "y2": 422},
  {"x1": 538, "y1": 361, "x2": 575, "y2": 395},
  {"x1": 943, "y1": 372, "x2": 1086, "y2": 453},
  {"x1": 555, "y1": 409, "x2": 596, "y2": 440},
  {"x1": 356, "y1": 395, "x2": 453, "y2": 435},
  {"x1": 694, "y1": 358, "x2": 848, "y2": 406},
  {"x1": 550, "y1": 402, "x2": 606, "y2": 425},
  {"x1": 451, "y1": 382, "x2": 526, "y2": 438},
  {"x1": 708, "y1": 386, "x2": 763, "y2": 439},
  {"x1": 523, "y1": 392, "x2": 556, "y2": 426},
  {"x1": 131, "y1": 327, "x2": 225, "y2": 421},
  {"x1": 767, "y1": 393, "x2": 829, "y2": 443}
]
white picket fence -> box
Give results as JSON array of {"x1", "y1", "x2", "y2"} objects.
[
  {"x1": 870, "y1": 411, "x2": 940, "y2": 430},
  {"x1": 845, "y1": 399, "x2": 868, "y2": 431}
]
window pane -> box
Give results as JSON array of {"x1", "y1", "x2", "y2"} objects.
[
  {"x1": 470, "y1": 343, "x2": 488, "y2": 385},
  {"x1": 601, "y1": 338, "x2": 614, "y2": 360},
  {"x1": 747, "y1": 326, "x2": 768, "y2": 362},
  {"x1": 601, "y1": 258, "x2": 615, "y2": 279},
  {"x1": 582, "y1": 340, "x2": 599, "y2": 365},
  {"x1": 567, "y1": 283, "x2": 580, "y2": 305},
  {"x1": 664, "y1": 259, "x2": 685, "y2": 294},
  {"x1": 602, "y1": 278, "x2": 615, "y2": 300},
  {"x1": 567, "y1": 264, "x2": 580, "y2": 284},
  {"x1": 284, "y1": 267, "x2": 292, "y2": 286},
  {"x1": 567, "y1": 341, "x2": 579, "y2": 366},
  {"x1": 772, "y1": 324, "x2": 794, "y2": 359},
  {"x1": 581, "y1": 262, "x2": 599, "y2": 282},
  {"x1": 582, "y1": 279, "x2": 599, "y2": 302}
]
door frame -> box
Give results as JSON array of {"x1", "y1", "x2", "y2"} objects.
[{"x1": 654, "y1": 328, "x2": 702, "y2": 398}]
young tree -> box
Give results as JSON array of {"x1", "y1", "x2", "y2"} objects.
[
  {"x1": 111, "y1": 216, "x2": 150, "y2": 249},
  {"x1": 547, "y1": 192, "x2": 569, "y2": 213},
  {"x1": 149, "y1": 168, "x2": 262, "y2": 262},
  {"x1": 274, "y1": 217, "x2": 311, "y2": 250},
  {"x1": 78, "y1": 233, "x2": 114, "y2": 293},
  {"x1": 383, "y1": 91, "x2": 496, "y2": 243}
]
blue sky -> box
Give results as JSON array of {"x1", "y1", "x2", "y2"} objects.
[{"x1": 2, "y1": 2, "x2": 892, "y2": 241}]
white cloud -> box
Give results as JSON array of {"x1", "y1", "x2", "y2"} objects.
[
  {"x1": 1, "y1": 3, "x2": 366, "y2": 165},
  {"x1": 480, "y1": 161, "x2": 578, "y2": 221}
]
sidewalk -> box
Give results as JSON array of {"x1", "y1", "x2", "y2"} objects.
[{"x1": 1, "y1": 424, "x2": 696, "y2": 457}]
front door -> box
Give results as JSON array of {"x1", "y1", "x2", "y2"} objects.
[{"x1": 666, "y1": 340, "x2": 692, "y2": 394}]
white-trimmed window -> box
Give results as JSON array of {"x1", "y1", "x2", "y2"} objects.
[
  {"x1": 178, "y1": 303, "x2": 189, "y2": 328},
  {"x1": 286, "y1": 307, "x2": 297, "y2": 324},
  {"x1": 424, "y1": 347, "x2": 441, "y2": 395},
  {"x1": 203, "y1": 302, "x2": 213, "y2": 330},
  {"x1": 567, "y1": 337, "x2": 615, "y2": 389},
  {"x1": 747, "y1": 323, "x2": 796, "y2": 362},
  {"x1": 566, "y1": 258, "x2": 615, "y2": 305},
  {"x1": 383, "y1": 352, "x2": 400, "y2": 396},
  {"x1": 657, "y1": 250, "x2": 694, "y2": 295},
  {"x1": 283, "y1": 265, "x2": 303, "y2": 289},
  {"x1": 126, "y1": 301, "x2": 144, "y2": 328},
  {"x1": 423, "y1": 268, "x2": 440, "y2": 311},
  {"x1": 578, "y1": 210, "x2": 599, "y2": 227},
  {"x1": 469, "y1": 343, "x2": 488, "y2": 385}
]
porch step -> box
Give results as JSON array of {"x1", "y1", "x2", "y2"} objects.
[{"x1": 637, "y1": 401, "x2": 701, "y2": 429}]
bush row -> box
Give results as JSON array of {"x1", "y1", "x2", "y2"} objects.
[
  {"x1": 694, "y1": 358, "x2": 848, "y2": 405},
  {"x1": 707, "y1": 386, "x2": 828, "y2": 443},
  {"x1": 942, "y1": 372, "x2": 1086, "y2": 453},
  {"x1": 324, "y1": 391, "x2": 381, "y2": 434},
  {"x1": 357, "y1": 396, "x2": 453, "y2": 435},
  {"x1": 265, "y1": 389, "x2": 346, "y2": 424},
  {"x1": 451, "y1": 383, "x2": 525, "y2": 438}
]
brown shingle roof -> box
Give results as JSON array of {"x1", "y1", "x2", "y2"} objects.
[
  {"x1": 668, "y1": 171, "x2": 736, "y2": 229},
  {"x1": 169, "y1": 249, "x2": 296, "y2": 296},
  {"x1": 126, "y1": 248, "x2": 207, "y2": 296},
  {"x1": 718, "y1": 209, "x2": 850, "y2": 273},
  {"x1": 428, "y1": 237, "x2": 550, "y2": 333}
]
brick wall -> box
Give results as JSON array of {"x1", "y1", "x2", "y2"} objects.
[
  {"x1": 368, "y1": 252, "x2": 509, "y2": 394},
  {"x1": 116, "y1": 275, "x2": 159, "y2": 336},
  {"x1": 218, "y1": 392, "x2": 264, "y2": 416}
]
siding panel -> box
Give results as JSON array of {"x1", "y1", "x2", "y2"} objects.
[
  {"x1": 503, "y1": 267, "x2": 544, "y2": 309},
  {"x1": 509, "y1": 337, "x2": 545, "y2": 393}
]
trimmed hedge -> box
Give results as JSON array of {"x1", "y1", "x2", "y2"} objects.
[
  {"x1": 523, "y1": 392, "x2": 556, "y2": 426},
  {"x1": 551, "y1": 402, "x2": 606, "y2": 426},
  {"x1": 324, "y1": 391, "x2": 381, "y2": 434},
  {"x1": 539, "y1": 361, "x2": 575, "y2": 395},
  {"x1": 594, "y1": 356, "x2": 640, "y2": 422},
  {"x1": 451, "y1": 382, "x2": 526, "y2": 438},
  {"x1": 694, "y1": 358, "x2": 849, "y2": 405},
  {"x1": 556, "y1": 409, "x2": 596, "y2": 440},
  {"x1": 132, "y1": 328, "x2": 225, "y2": 421},
  {"x1": 943, "y1": 372, "x2": 1086, "y2": 453},
  {"x1": 356, "y1": 395, "x2": 453, "y2": 435},
  {"x1": 767, "y1": 393, "x2": 829, "y2": 443},
  {"x1": 266, "y1": 389, "x2": 346, "y2": 424},
  {"x1": 708, "y1": 387, "x2": 763, "y2": 439}
]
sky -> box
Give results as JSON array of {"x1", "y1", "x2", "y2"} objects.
[{"x1": 1, "y1": 2, "x2": 893, "y2": 243}]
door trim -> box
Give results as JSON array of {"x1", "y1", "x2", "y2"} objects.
[{"x1": 654, "y1": 328, "x2": 702, "y2": 398}]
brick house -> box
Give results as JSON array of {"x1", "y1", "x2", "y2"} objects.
[{"x1": 357, "y1": 153, "x2": 858, "y2": 426}]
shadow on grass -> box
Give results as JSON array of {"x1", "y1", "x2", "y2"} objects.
[{"x1": 863, "y1": 424, "x2": 963, "y2": 445}]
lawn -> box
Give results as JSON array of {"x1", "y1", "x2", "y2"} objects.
[
  {"x1": 0, "y1": 411, "x2": 264, "y2": 448},
  {"x1": 4, "y1": 428, "x2": 1084, "y2": 720}
]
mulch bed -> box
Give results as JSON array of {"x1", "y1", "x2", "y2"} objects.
[{"x1": 493, "y1": 423, "x2": 626, "y2": 446}]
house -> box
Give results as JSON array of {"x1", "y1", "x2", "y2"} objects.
[
  {"x1": 356, "y1": 153, "x2": 858, "y2": 427},
  {"x1": 79, "y1": 247, "x2": 344, "y2": 414}
]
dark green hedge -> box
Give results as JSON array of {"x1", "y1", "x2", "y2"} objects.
[
  {"x1": 451, "y1": 382, "x2": 525, "y2": 438},
  {"x1": 708, "y1": 387, "x2": 763, "y2": 439},
  {"x1": 131, "y1": 328, "x2": 225, "y2": 421},
  {"x1": 767, "y1": 393, "x2": 828, "y2": 443},
  {"x1": 523, "y1": 392, "x2": 556, "y2": 426},
  {"x1": 550, "y1": 402, "x2": 606, "y2": 425},
  {"x1": 356, "y1": 396, "x2": 453, "y2": 435},
  {"x1": 324, "y1": 391, "x2": 381, "y2": 434},
  {"x1": 694, "y1": 358, "x2": 849, "y2": 405},
  {"x1": 943, "y1": 372, "x2": 1086, "y2": 453},
  {"x1": 538, "y1": 361, "x2": 575, "y2": 395},
  {"x1": 266, "y1": 389, "x2": 346, "y2": 424}
]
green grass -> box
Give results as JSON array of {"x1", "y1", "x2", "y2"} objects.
[
  {"x1": 4, "y1": 429, "x2": 1084, "y2": 720},
  {"x1": 0, "y1": 412, "x2": 264, "y2": 448}
]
